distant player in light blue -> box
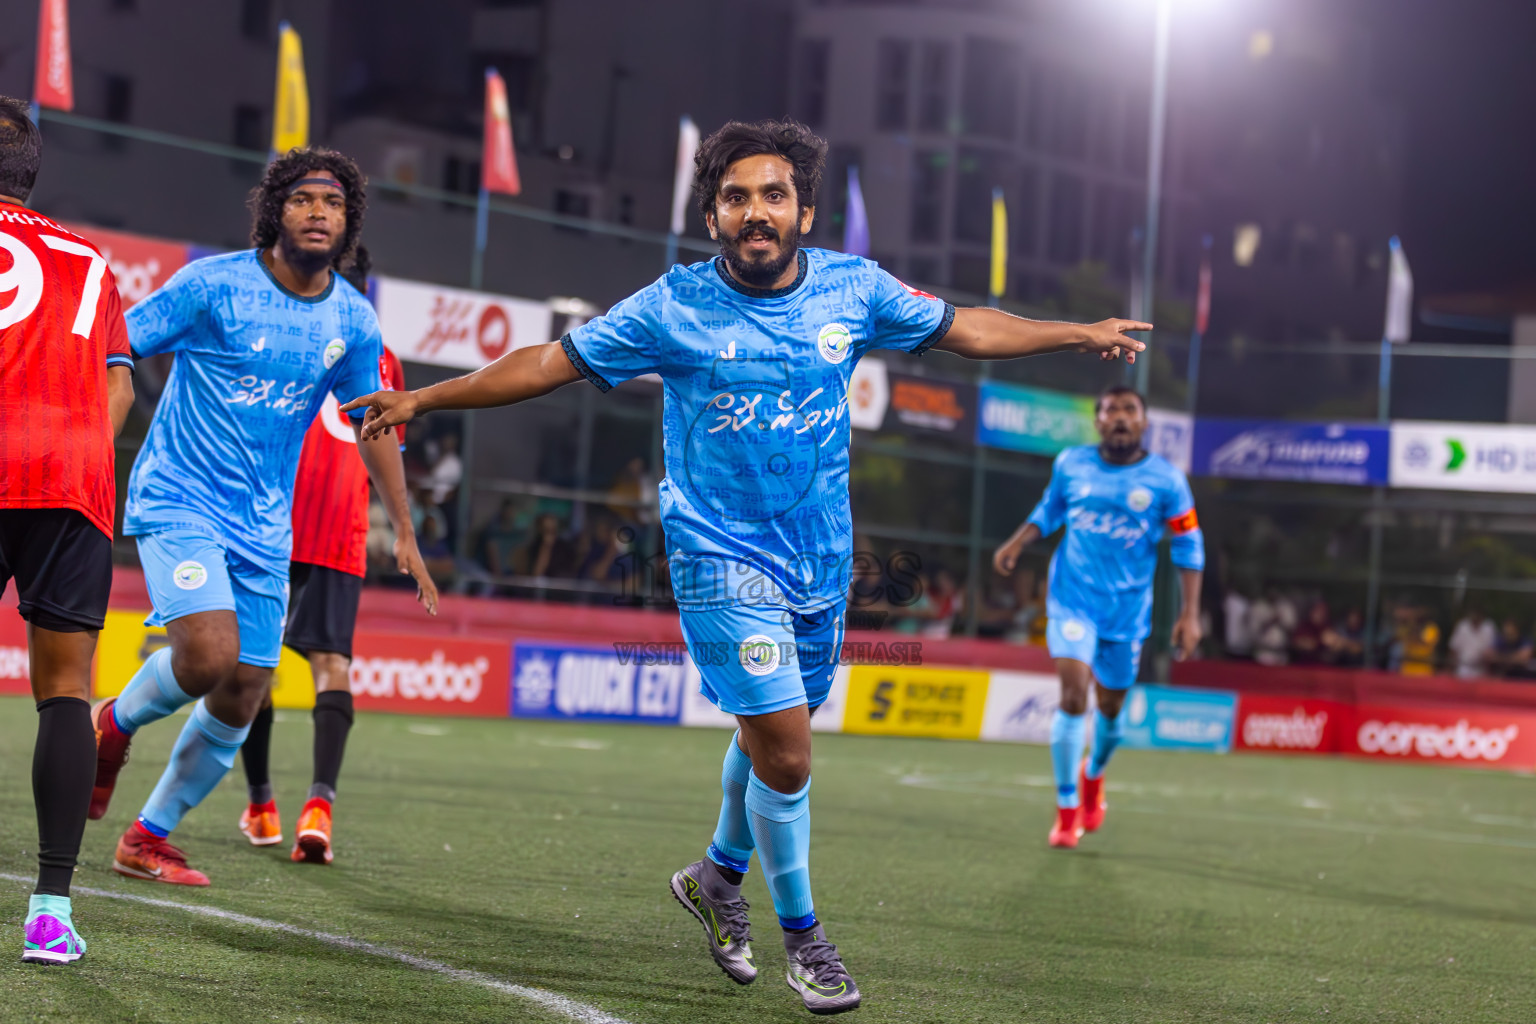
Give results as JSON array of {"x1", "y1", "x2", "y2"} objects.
[
  {"x1": 343, "y1": 119, "x2": 1147, "y2": 1016},
  {"x1": 994, "y1": 386, "x2": 1204, "y2": 849},
  {"x1": 89, "y1": 149, "x2": 433, "y2": 886}
]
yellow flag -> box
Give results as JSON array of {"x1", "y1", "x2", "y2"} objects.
[
  {"x1": 270, "y1": 21, "x2": 309, "y2": 155},
  {"x1": 989, "y1": 187, "x2": 1008, "y2": 301}
]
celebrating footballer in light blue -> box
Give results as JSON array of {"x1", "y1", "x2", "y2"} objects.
[
  {"x1": 342, "y1": 118, "x2": 1151, "y2": 1016},
  {"x1": 91, "y1": 150, "x2": 432, "y2": 888},
  {"x1": 994, "y1": 386, "x2": 1205, "y2": 850}
]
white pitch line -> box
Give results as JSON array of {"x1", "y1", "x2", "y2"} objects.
[{"x1": 1, "y1": 873, "x2": 633, "y2": 1024}]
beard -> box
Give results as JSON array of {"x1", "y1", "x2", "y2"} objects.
[
  {"x1": 277, "y1": 224, "x2": 345, "y2": 277},
  {"x1": 718, "y1": 218, "x2": 801, "y2": 289},
  {"x1": 1100, "y1": 426, "x2": 1145, "y2": 459}
]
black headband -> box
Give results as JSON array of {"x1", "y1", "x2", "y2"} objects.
[{"x1": 287, "y1": 176, "x2": 346, "y2": 196}]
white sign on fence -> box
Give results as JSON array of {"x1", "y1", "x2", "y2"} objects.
[{"x1": 374, "y1": 275, "x2": 553, "y2": 371}]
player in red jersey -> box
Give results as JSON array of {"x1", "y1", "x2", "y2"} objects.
[
  {"x1": 0, "y1": 97, "x2": 135, "y2": 963},
  {"x1": 237, "y1": 249, "x2": 439, "y2": 865}
]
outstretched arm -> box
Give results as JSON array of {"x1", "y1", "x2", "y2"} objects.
[
  {"x1": 992, "y1": 522, "x2": 1043, "y2": 576},
  {"x1": 934, "y1": 307, "x2": 1150, "y2": 362},
  {"x1": 342, "y1": 342, "x2": 584, "y2": 440},
  {"x1": 354, "y1": 424, "x2": 439, "y2": 615}
]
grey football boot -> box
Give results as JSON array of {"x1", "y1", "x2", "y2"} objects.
[
  {"x1": 670, "y1": 859, "x2": 757, "y2": 984},
  {"x1": 785, "y1": 924, "x2": 861, "y2": 1015}
]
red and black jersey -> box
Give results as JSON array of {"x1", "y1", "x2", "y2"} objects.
[
  {"x1": 290, "y1": 347, "x2": 405, "y2": 577},
  {"x1": 0, "y1": 202, "x2": 133, "y2": 538}
]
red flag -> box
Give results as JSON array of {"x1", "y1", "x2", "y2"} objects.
[
  {"x1": 481, "y1": 69, "x2": 521, "y2": 196},
  {"x1": 33, "y1": 0, "x2": 73, "y2": 112},
  {"x1": 1194, "y1": 248, "x2": 1212, "y2": 335}
]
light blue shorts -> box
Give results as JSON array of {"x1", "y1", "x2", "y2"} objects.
[
  {"x1": 1046, "y1": 612, "x2": 1144, "y2": 691},
  {"x1": 136, "y1": 528, "x2": 289, "y2": 668},
  {"x1": 678, "y1": 600, "x2": 844, "y2": 717}
]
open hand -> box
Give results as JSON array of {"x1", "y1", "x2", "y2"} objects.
[
  {"x1": 393, "y1": 533, "x2": 440, "y2": 615},
  {"x1": 341, "y1": 390, "x2": 421, "y2": 441},
  {"x1": 1081, "y1": 319, "x2": 1152, "y2": 363}
]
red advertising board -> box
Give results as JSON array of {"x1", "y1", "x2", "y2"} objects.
[
  {"x1": 347, "y1": 630, "x2": 510, "y2": 718},
  {"x1": 0, "y1": 612, "x2": 28, "y2": 696},
  {"x1": 61, "y1": 223, "x2": 190, "y2": 306},
  {"x1": 1341, "y1": 703, "x2": 1536, "y2": 770},
  {"x1": 1234, "y1": 695, "x2": 1346, "y2": 755}
]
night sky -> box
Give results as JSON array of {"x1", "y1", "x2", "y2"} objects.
[{"x1": 1365, "y1": 0, "x2": 1536, "y2": 297}]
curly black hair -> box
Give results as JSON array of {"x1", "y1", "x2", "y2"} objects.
[
  {"x1": 248, "y1": 146, "x2": 367, "y2": 270},
  {"x1": 0, "y1": 95, "x2": 41, "y2": 202},
  {"x1": 692, "y1": 119, "x2": 827, "y2": 224}
]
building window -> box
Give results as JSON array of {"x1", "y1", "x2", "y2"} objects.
[
  {"x1": 953, "y1": 146, "x2": 1013, "y2": 244},
  {"x1": 875, "y1": 40, "x2": 911, "y2": 131},
  {"x1": 917, "y1": 41, "x2": 950, "y2": 133},
  {"x1": 1012, "y1": 164, "x2": 1039, "y2": 259},
  {"x1": 910, "y1": 149, "x2": 948, "y2": 243},
  {"x1": 1047, "y1": 173, "x2": 1085, "y2": 264},
  {"x1": 103, "y1": 75, "x2": 133, "y2": 123},
  {"x1": 959, "y1": 38, "x2": 1019, "y2": 141},
  {"x1": 232, "y1": 104, "x2": 264, "y2": 152},
  {"x1": 1046, "y1": 70, "x2": 1089, "y2": 159},
  {"x1": 908, "y1": 255, "x2": 941, "y2": 287},
  {"x1": 240, "y1": 0, "x2": 272, "y2": 42},
  {"x1": 442, "y1": 155, "x2": 481, "y2": 200},
  {"x1": 109, "y1": 0, "x2": 136, "y2": 10},
  {"x1": 798, "y1": 39, "x2": 831, "y2": 128}
]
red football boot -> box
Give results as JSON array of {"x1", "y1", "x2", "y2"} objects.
[
  {"x1": 113, "y1": 823, "x2": 211, "y2": 886},
  {"x1": 1048, "y1": 804, "x2": 1082, "y2": 849},
  {"x1": 90, "y1": 698, "x2": 132, "y2": 820}
]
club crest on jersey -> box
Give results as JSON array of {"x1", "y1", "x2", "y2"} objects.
[
  {"x1": 739, "y1": 635, "x2": 781, "y2": 676},
  {"x1": 817, "y1": 322, "x2": 852, "y2": 365},
  {"x1": 1127, "y1": 487, "x2": 1153, "y2": 513},
  {"x1": 323, "y1": 338, "x2": 346, "y2": 369},
  {"x1": 172, "y1": 561, "x2": 208, "y2": 590}
]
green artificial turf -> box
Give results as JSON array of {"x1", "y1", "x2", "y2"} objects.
[{"x1": 2, "y1": 695, "x2": 1534, "y2": 1022}]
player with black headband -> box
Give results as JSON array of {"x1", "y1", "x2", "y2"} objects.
[{"x1": 89, "y1": 148, "x2": 434, "y2": 886}]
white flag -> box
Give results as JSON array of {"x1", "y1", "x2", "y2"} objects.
[
  {"x1": 669, "y1": 116, "x2": 700, "y2": 237},
  {"x1": 1384, "y1": 235, "x2": 1413, "y2": 343}
]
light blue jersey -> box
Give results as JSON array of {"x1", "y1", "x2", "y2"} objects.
[
  {"x1": 123, "y1": 250, "x2": 383, "y2": 575},
  {"x1": 1027, "y1": 445, "x2": 1204, "y2": 643},
  {"x1": 564, "y1": 248, "x2": 953, "y2": 613}
]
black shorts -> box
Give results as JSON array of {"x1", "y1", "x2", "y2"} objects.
[
  {"x1": 0, "y1": 509, "x2": 112, "y2": 632},
  {"x1": 283, "y1": 561, "x2": 363, "y2": 659}
]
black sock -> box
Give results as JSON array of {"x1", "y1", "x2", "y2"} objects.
[
  {"x1": 711, "y1": 860, "x2": 745, "y2": 887},
  {"x1": 241, "y1": 704, "x2": 274, "y2": 804},
  {"x1": 312, "y1": 690, "x2": 354, "y2": 798},
  {"x1": 33, "y1": 697, "x2": 93, "y2": 898}
]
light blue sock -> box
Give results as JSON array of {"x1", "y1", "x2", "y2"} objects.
[
  {"x1": 111, "y1": 647, "x2": 194, "y2": 735},
  {"x1": 137, "y1": 700, "x2": 250, "y2": 836},
  {"x1": 1050, "y1": 709, "x2": 1088, "y2": 809},
  {"x1": 745, "y1": 771, "x2": 815, "y2": 929},
  {"x1": 706, "y1": 730, "x2": 754, "y2": 874},
  {"x1": 1087, "y1": 707, "x2": 1122, "y2": 780}
]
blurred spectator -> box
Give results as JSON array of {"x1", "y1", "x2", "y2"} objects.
[
  {"x1": 1396, "y1": 604, "x2": 1440, "y2": 676},
  {"x1": 1448, "y1": 608, "x2": 1497, "y2": 679},
  {"x1": 478, "y1": 498, "x2": 524, "y2": 578},
  {"x1": 1222, "y1": 587, "x2": 1253, "y2": 659},
  {"x1": 919, "y1": 568, "x2": 962, "y2": 639},
  {"x1": 1491, "y1": 618, "x2": 1534, "y2": 678},
  {"x1": 1290, "y1": 600, "x2": 1330, "y2": 665},
  {"x1": 1321, "y1": 608, "x2": 1366, "y2": 666},
  {"x1": 606, "y1": 456, "x2": 654, "y2": 527},
  {"x1": 422, "y1": 432, "x2": 463, "y2": 548},
  {"x1": 416, "y1": 514, "x2": 456, "y2": 586},
  {"x1": 1003, "y1": 573, "x2": 1048, "y2": 646},
  {"x1": 1248, "y1": 587, "x2": 1297, "y2": 667},
  {"x1": 519, "y1": 512, "x2": 577, "y2": 578},
  {"x1": 575, "y1": 513, "x2": 630, "y2": 583}
]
